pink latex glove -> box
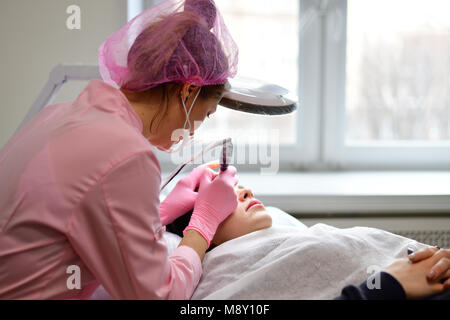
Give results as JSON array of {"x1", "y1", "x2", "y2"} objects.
[
  {"x1": 159, "y1": 162, "x2": 219, "y2": 226},
  {"x1": 183, "y1": 166, "x2": 239, "y2": 248}
]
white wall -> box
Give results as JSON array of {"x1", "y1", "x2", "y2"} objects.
[{"x1": 0, "y1": 0, "x2": 127, "y2": 148}]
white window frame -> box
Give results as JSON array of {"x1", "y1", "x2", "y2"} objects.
[
  {"x1": 322, "y1": 0, "x2": 450, "y2": 170},
  {"x1": 131, "y1": 0, "x2": 311, "y2": 172},
  {"x1": 128, "y1": 0, "x2": 450, "y2": 172}
]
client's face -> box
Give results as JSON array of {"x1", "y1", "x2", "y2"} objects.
[{"x1": 211, "y1": 185, "x2": 272, "y2": 246}]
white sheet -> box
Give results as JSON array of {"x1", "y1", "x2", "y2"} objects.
[
  {"x1": 90, "y1": 206, "x2": 303, "y2": 299},
  {"x1": 91, "y1": 208, "x2": 428, "y2": 300},
  {"x1": 162, "y1": 206, "x2": 307, "y2": 255},
  {"x1": 191, "y1": 223, "x2": 429, "y2": 300}
]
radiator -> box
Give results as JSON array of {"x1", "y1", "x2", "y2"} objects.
[
  {"x1": 390, "y1": 230, "x2": 450, "y2": 248},
  {"x1": 298, "y1": 216, "x2": 450, "y2": 248}
]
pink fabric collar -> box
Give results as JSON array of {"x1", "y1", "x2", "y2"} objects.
[{"x1": 85, "y1": 79, "x2": 144, "y2": 134}]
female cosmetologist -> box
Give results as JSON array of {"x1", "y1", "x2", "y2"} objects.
[{"x1": 0, "y1": 0, "x2": 239, "y2": 299}]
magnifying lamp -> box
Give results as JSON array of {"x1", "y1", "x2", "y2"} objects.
[{"x1": 220, "y1": 76, "x2": 298, "y2": 115}]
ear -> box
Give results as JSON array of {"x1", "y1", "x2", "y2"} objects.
[{"x1": 180, "y1": 83, "x2": 201, "y2": 105}]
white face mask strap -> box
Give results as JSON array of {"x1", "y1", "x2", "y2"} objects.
[{"x1": 183, "y1": 87, "x2": 202, "y2": 131}]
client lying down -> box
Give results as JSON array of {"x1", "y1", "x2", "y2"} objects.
[
  {"x1": 91, "y1": 185, "x2": 450, "y2": 300},
  {"x1": 165, "y1": 185, "x2": 450, "y2": 300}
]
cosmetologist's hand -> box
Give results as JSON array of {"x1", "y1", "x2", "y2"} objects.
[
  {"x1": 159, "y1": 161, "x2": 219, "y2": 226},
  {"x1": 183, "y1": 165, "x2": 239, "y2": 247}
]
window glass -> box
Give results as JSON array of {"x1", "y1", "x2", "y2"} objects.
[
  {"x1": 346, "y1": 0, "x2": 450, "y2": 142},
  {"x1": 197, "y1": 0, "x2": 299, "y2": 144}
]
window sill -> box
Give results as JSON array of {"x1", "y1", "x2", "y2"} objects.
[
  {"x1": 162, "y1": 170, "x2": 450, "y2": 216},
  {"x1": 234, "y1": 171, "x2": 450, "y2": 216}
]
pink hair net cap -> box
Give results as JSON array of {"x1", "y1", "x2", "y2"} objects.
[{"x1": 98, "y1": 0, "x2": 239, "y2": 92}]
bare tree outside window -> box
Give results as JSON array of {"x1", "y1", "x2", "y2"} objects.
[{"x1": 346, "y1": 0, "x2": 450, "y2": 142}]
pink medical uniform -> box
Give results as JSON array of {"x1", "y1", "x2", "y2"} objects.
[{"x1": 0, "y1": 79, "x2": 202, "y2": 299}]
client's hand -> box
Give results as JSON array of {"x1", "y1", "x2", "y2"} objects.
[
  {"x1": 386, "y1": 247, "x2": 450, "y2": 299},
  {"x1": 408, "y1": 247, "x2": 450, "y2": 289},
  {"x1": 159, "y1": 161, "x2": 219, "y2": 226}
]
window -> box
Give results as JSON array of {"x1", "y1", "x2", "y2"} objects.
[
  {"x1": 136, "y1": 0, "x2": 303, "y2": 172},
  {"x1": 322, "y1": 0, "x2": 450, "y2": 169},
  {"x1": 346, "y1": 0, "x2": 450, "y2": 142},
  {"x1": 130, "y1": 0, "x2": 450, "y2": 171},
  {"x1": 198, "y1": 0, "x2": 299, "y2": 145}
]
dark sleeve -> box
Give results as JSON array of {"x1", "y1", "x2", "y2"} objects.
[{"x1": 334, "y1": 272, "x2": 406, "y2": 300}]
